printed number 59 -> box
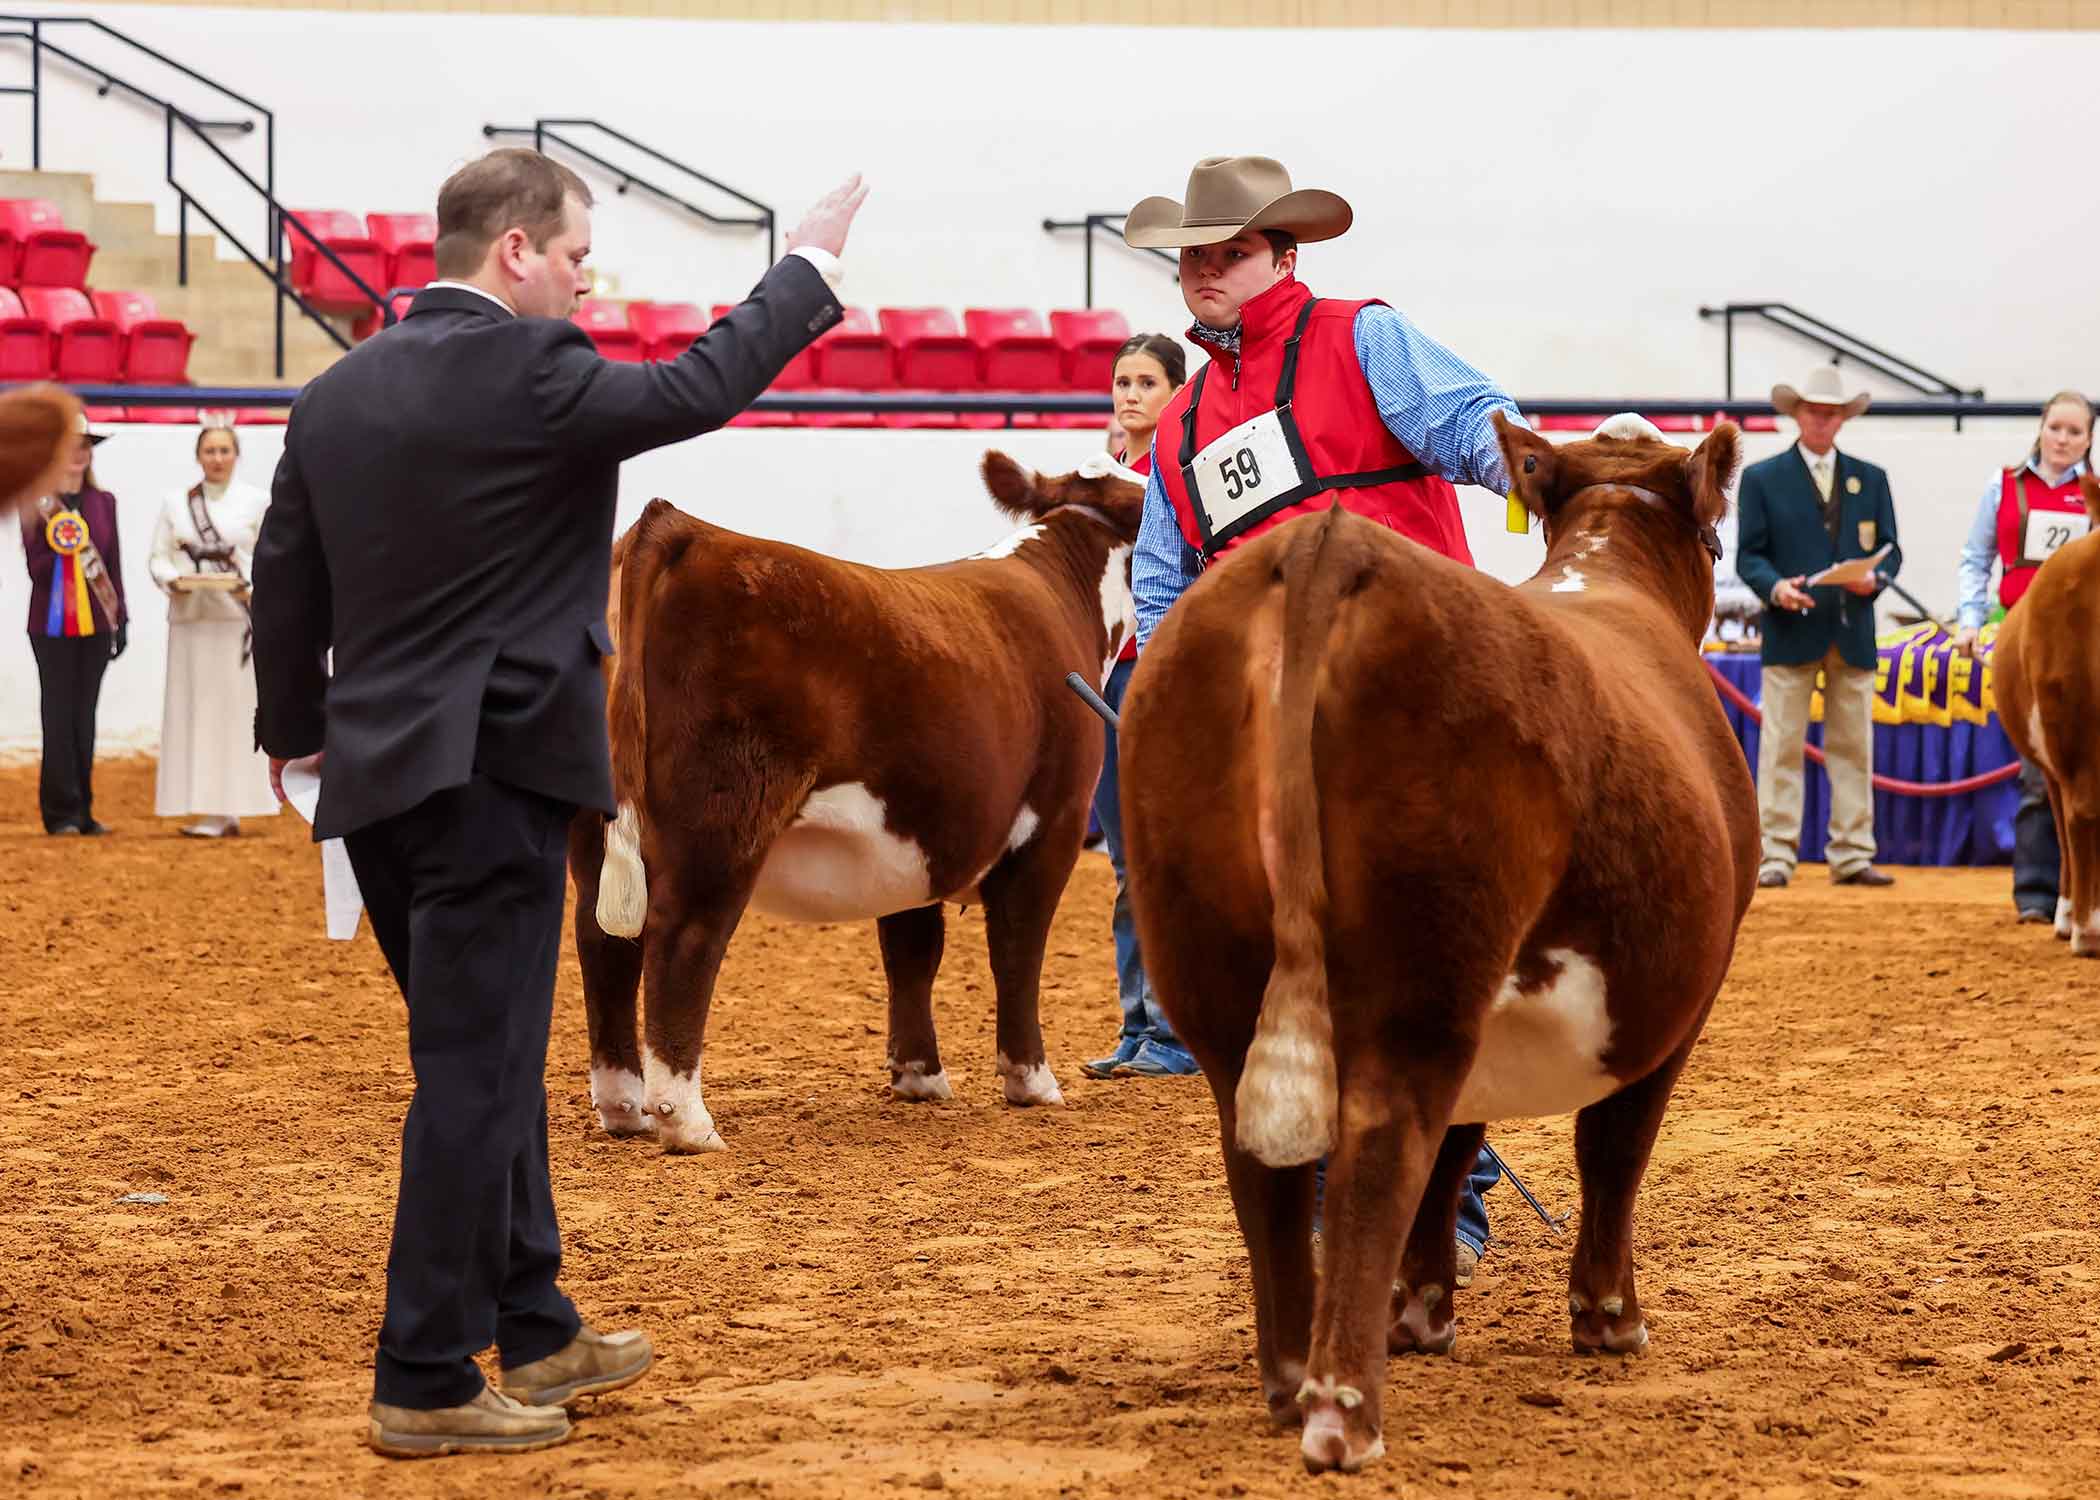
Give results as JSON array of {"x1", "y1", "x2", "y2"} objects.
[{"x1": 1220, "y1": 447, "x2": 1263, "y2": 502}]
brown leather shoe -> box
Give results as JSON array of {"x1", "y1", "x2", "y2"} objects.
[
  {"x1": 1454, "y1": 1241, "x2": 1480, "y2": 1289},
  {"x1": 498, "y1": 1325, "x2": 653, "y2": 1408},
  {"x1": 366, "y1": 1383, "x2": 570, "y2": 1459},
  {"x1": 1834, "y1": 866, "x2": 1895, "y2": 887}
]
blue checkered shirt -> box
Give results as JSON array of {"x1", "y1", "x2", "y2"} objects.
[{"x1": 1131, "y1": 303, "x2": 1522, "y2": 651}]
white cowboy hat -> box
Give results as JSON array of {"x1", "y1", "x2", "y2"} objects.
[
  {"x1": 73, "y1": 409, "x2": 110, "y2": 447},
  {"x1": 1123, "y1": 156, "x2": 1352, "y2": 250},
  {"x1": 1771, "y1": 365, "x2": 1871, "y2": 419}
]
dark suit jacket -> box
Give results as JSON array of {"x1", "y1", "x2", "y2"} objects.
[
  {"x1": 21, "y1": 487, "x2": 126, "y2": 635},
  {"x1": 1735, "y1": 446, "x2": 1902, "y2": 672},
  {"x1": 252, "y1": 260, "x2": 842, "y2": 839}
]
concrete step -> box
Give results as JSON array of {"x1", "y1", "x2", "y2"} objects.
[{"x1": 0, "y1": 170, "x2": 96, "y2": 231}]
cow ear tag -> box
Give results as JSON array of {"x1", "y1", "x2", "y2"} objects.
[{"x1": 1507, "y1": 458, "x2": 1536, "y2": 534}]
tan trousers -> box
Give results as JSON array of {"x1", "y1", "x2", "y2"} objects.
[{"x1": 1758, "y1": 644, "x2": 1877, "y2": 879}]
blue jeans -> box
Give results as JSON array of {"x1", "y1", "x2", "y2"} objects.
[
  {"x1": 1314, "y1": 1146, "x2": 1499, "y2": 1255},
  {"x1": 1091, "y1": 656, "x2": 1182, "y2": 1048}
]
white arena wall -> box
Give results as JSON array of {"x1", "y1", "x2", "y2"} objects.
[{"x1": 0, "y1": 417, "x2": 2040, "y2": 758}]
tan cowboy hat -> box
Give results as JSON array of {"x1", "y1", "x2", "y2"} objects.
[
  {"x1": 73, "y1": 409, "x2": 109, "y2": 446},
  {"x1": 1771, "y1": 364, "x2": 1872, "y2": 419},
  {"x1": 1123, "y1": 156, "x2": 1352, "y2": 250}
]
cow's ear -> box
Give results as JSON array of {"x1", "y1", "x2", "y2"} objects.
[
  {"x1": 1683, "y1": 421, "x2": 1741, "y2": 528},
  {"x1": 1495, "y1": 411, "x2": 1559, "y2": 520},
  {"x1": 980, "y1": 451, "x2": 1041, "y2": 521},
  {"x1": 2081, "y1": 470, "x2": 2100, "y2": 526}
]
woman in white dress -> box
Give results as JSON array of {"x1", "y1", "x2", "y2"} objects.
[{"x1": 149, "y1": 419, "x2": 278, "y2": 837}]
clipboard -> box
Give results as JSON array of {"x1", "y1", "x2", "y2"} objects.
[{"x1": 1805, "y1": 543, "x2": 1892, "y2": 589}]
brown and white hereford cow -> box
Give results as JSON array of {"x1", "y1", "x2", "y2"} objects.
[
  {"x1": 1993, "y1": 470, "x2": 2100, "y2": 956},
  {"x1": 1119, "y1": 414, "x2": 1759, "y2": 1475},
  {"x1": 569, "y1": 452, "x2": 1146, "y2": 1153}
]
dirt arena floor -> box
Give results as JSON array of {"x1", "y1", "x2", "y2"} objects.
[{"x1": 6, "y1": 759, "x2": 2100, "y2": 1499}]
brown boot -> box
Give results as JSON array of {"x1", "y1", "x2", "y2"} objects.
[
  {"x1": 498, "y1": 1326, "x2": 653, "y2": 1408},
  {"x1": 366, "y1": 1383, "x2": 570, "y2": 1459}
]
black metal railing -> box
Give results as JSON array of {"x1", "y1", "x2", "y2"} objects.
[
  {"x1": 1042, "y1": 213, "x2": 1175, "y2": 308},
  {"x1": 483, "y1": 119, "x2": 775, "y2": 273},
  {"x1": 1698, "y1": 302, "x2": 1984, "y2": 406},
  {"x1": 0, "y1": 14, "x2": 393, "y2": 378}
]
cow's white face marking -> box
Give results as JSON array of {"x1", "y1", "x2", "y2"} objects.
[
  {"x1": 1099, "y1": 543, "x2": 1135, "y2": 679},
  {"x1": 997, "y1": 1051, "x2": 1065, "y2": 1107},
  {"x1": 590, "y1": 1063, "x2": 653, "y2": 1135},
  {"x1": 1595, "y1": 412, "x2": 1665, "y2": 443},
  {"x1": 1449, "y1": 948, "x2": 1618, "y2": 1123},
  {"x1": 1551, "y1": 567, "x2": 1588, "y2": 594},
  {"x1": 2027, "y1": 705, "x2": 2053, "y2": 776},
  {"x1": 1006, "y1": 804, "x2": 1039, "y2": 853},
  {"x1": 643, "y1": 1045, "x2": 724, "y2": 1153},
  {"x1": 973, "y1": 523, "x2": 1044, "y2": 560},
  {"x1": 750, "y1": 782, "x2": 936, "y2": 923}
]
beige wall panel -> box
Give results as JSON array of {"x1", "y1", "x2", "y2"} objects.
[{"x1": 76, "y1": 0, "x2": 2100, "y2": 22}]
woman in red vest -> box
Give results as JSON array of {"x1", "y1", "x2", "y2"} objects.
[
  {"x1": 1953, "y1": 391, "x2": 2092, "y2": 925},
  {"x1": 1084, "y1": 334, "x2": 1197, "y2": 1080}
]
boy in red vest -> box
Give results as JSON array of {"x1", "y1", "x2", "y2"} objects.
[{"x1": 1122, "y1": 154, "x2": 1525, "y2": 1282}]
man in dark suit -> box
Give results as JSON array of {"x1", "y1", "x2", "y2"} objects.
[
  {"x1": 250, "y1": 147, "x2": 864, "y2": 1458},
  {"x1": 1735, "y1": 365, "x2": 1903, "y2": 891}
]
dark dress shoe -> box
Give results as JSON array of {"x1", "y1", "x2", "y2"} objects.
[
  {"x1": 1834, "y1": 866, "x2": 1894, "y2": 887},
  {"x1": 46, "y1": 824, "x2": 81, "y2": 837},
  {"x1": 78, "y1": 820, "x2": 111, "y2": 836},
  {"x1": 1757, "y1": 868, "x2": 1790, "y2": 889},
  {"x1": 2017, "y1": 907, "x2": 2055, "y2": 925}
]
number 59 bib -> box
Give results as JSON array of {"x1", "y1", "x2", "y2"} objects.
[{"x1": 1189, "y1": 409, "x2": 1306, "y2": 537}]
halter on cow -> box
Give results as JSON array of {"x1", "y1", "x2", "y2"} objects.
[
  {"x1": 1118, "y1": 413, "x2": 1758, "y2": 1477},
  {"x1": 570, "y1": 454, "x2": 1145, "y2": 1153}
]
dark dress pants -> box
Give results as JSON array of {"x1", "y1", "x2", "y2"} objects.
[
  {"x1": 2013, "y1": 756, "x2": 2061, "y2": 917},
  {"x1": 29, "y1": 633, "x2": 109, "y2": 832},
  {"x1": 343, "y1": 771, "x2": 582, "y2": 1409}
]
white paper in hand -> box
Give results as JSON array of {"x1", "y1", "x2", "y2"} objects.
[{"x1": 280, "y1": 755, "x2": 365, "y2": 942}]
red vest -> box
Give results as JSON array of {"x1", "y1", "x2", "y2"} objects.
[
  {"x1": 1995, "y1": 465, "x2": 2086, "y2": 610},
  {"x1": 1154, "y1": 276, "x2": 1471, "y2": 570}
]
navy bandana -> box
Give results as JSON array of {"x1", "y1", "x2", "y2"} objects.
[{"x1": 1188, "y1": 320, "x2": 1241, "y2": 360}]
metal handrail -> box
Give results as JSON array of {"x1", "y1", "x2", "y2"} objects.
[
  {"x1": 483, "y1": 119, "x2": 776, "y2": 271},
  {"x1": 0, "y1": 31, "x2": 251, "y2": 135},
  {"x1": 1042, "y1": 213, "x2": 1175, "y2": 308},
  {"x1": 45, "y1": 386, "x2": 2089, "y2": 423},
  {"x1": 1698, "y1": 301, "x2": 1984, "y2": 404}
]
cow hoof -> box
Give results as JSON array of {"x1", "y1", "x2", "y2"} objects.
[
  {"x1": 655, "y1": 1110, "x2": 727, "y2": 1154},
  {"x1": 997, "y1": 1054, "x2": 1065, "y2": 1107},
  {"x1": 2057, "y1": 898, "x2": 2073, "y2": 940},
  {"x1": 1389, "y1": 1282, "x2": 1457, "y2": 1356},
  {"x1": 1571, "y1": 1305, "x2": 1649, "y2": 1356},
  {"x1": 889, "y1": 1063, "x2": 953, "y2": 1102},
  {"x1": 1262, "y1": 1363, "x2": 1308, "y2": 1427},
  {"x1": 1297, "y1": 1385, "x2": 1384, "y2": 1474},
  {"x1": 591, "y1": 1066, "x2": 654, "y2": 1137}
]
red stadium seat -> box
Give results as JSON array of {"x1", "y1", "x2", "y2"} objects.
[
  {"x1": 810, "y1": 306, "x2": 893, "y2": 390},
  {"x1": 22, "y1": 286, "x2": 122, "y2": 382},
  {"x1": 966, "y1": 308, "x2": 1063, "y2": 391},
  {"x1": 572, "y1": 299, "x2": 645, "y2": 362},
  {"x1": 0, "y1": 285, "x2": 54, "y2": 380},
  {"x1": 126, "y1": 405, "x2": 202, "y2": 424},
  {"x1": 632, "y1": 303, "x2": 708, "y2": 363},
  {"x1": 0, "y1": 199, "x2": 95, "y2": 289},
  {"x1": 82, "y1": 405, "x2": 125, "y2": 424},
  {"x1": 283, "y1": 209, "x2": 387, "y2": 316},
  {"x1": 1049, "y1": 308, "x2": 1132, "y2": 391},
  {"x1": 881, "y1": 307, "x2": 978, "y2": 389},
  {"x1": 92, "y1": 289, "x2": 196, "y2": 383},
  {"x1": 235, "y1": 409, "x2": 290, "y2": 425},
  {"x1": 366, "y1": 212, "x2": 438, "y2": 290}
]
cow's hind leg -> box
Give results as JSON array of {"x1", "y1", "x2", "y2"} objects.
[
  {"x1": 2049, "y1": 777, "x2": 2074, "y2": 940},
  {"x1": 1389, "y1": 1123, "x2": 1486, "y2": 1357},
  {"x1": 978, "y1": 828, "x2": 1078, "y2": 1107},
  {"x1": 1567, "y1": 1014, "x2": 1706, "y2": 1354},
  {"x1": 2066, "y1": 802, "x2": 2100, "y2": 958},
  {"x1": 1212, "y1": 1078, "x2": 1318, "y2": 1425},
  {"x1": 569, "y1": 811, "x2": 652, "y2": 1137},
  {"x1": 639, "y1": 847, "x2": 760, "y2": 1155},
  {"x1": 879, "y1": 904, "x2": 952, "y2": 1099}
]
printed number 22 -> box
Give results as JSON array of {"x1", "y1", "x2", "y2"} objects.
[
  {"x1": 1220, "y1": 447, "x2": 1263, "y2": 502},
  {"x1": 2044, "y1": 524, "x2": 2070, "y2": 551}
]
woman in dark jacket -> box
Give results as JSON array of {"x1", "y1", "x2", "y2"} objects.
[{"x1": 21, "y1": 411, "x2": 127, "y2": 834}]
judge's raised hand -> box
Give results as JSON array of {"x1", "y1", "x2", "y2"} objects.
[
  {"x1": 1770, "y1": 577, "x2": 1816, "y2": 614},
  {"x1": 785, "y1": 175, "x2": 868, "y2": 259}
]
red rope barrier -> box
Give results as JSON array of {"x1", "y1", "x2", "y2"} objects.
[{"x1": 1703, "y1": 658, "x2": 2023, "y2": 798}]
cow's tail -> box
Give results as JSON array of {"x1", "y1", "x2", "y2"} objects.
[
  {"x1": 596, "y1": 499, "x2": 682, "y2": 941},
  {"x1": 1235, "y1": 505, "x2": 1356, "y2": 1169}
]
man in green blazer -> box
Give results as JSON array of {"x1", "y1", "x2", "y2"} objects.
[{"x1": 1734, "y1": 365, "x2": 1903, "y2": 890}]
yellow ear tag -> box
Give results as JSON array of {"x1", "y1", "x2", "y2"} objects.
[{"x1": 1506, "y1": 491, "x2": 1530, "y2": 534}]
